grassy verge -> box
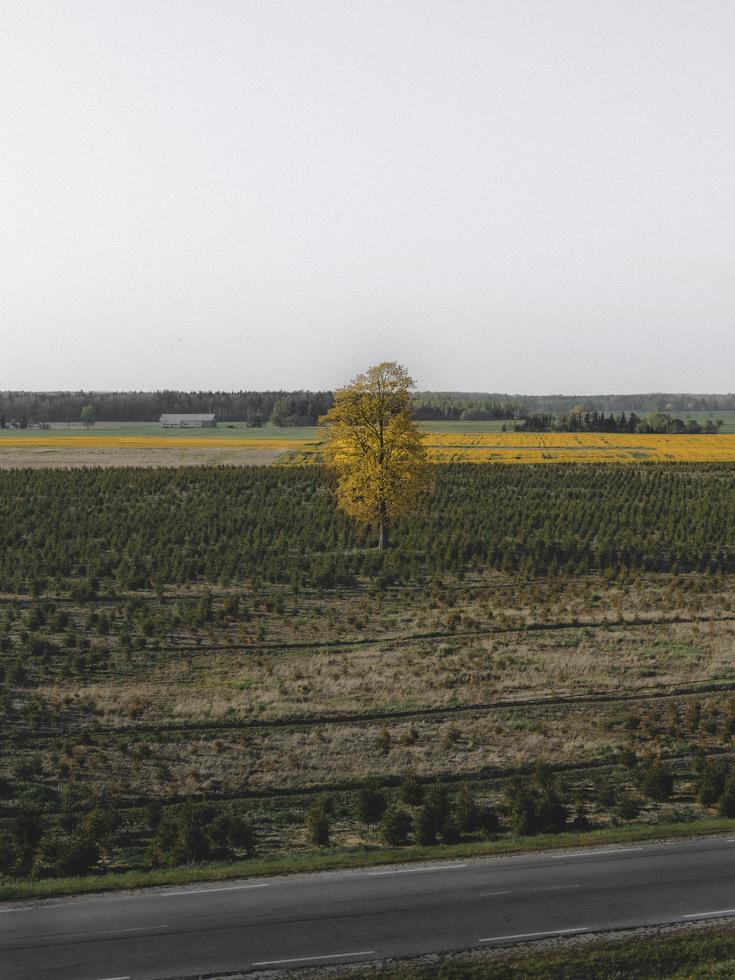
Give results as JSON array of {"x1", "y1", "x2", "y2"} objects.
[
  {"x1": 2, "y1": 817, "x2": 735, "y2": 903},
  {"x1": 389, "y1": 925, "x2": 735, "y2": 978}
]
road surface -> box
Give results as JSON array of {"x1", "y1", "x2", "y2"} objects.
[{"x1": 3, "y1": 835, "x2": 735, "y2": 979}]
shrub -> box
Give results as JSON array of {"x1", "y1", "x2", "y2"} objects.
[
  {"x1": 355, "y1": 785, "x2": 387, "y2": 827},
  {"x1": 60, "y1": 835, "x2": 101, "y2": 875},
  {"x1": 594, "y1": 775, "x2": 619, "y2": 808},
  {"x1": 616, "y1": 792, "x2": 642, "y2": 820},
  {"x1": 639, "y1": 759, "x2": 674, "y2": 802},
  {"x1": 698, "y1": 760, "x2": 729, "y2": 807},
  {"x1": 148, "y1": 804, "x2": 212, "y2": 867},
  {"x1": 507, "y1": 780, "x2": 568, "y2": 836},
  {"x1": 226, "y1": 814, "x2": 256, "y2": 855},
  {"x1": 456, "y1": 782, "x2": 478, "y2": 833},
  {"x1": 0, "y1": 831, "x2": 21, "y2": 876},
  {"x1": 305, "y1": 794, "x2": 332, "y2": 847},
  {"x1": 376, "y1": 728, "x2": 391, "y2": 756},
  {"x1": 30, "y1": 836, "x2": 65, "y2": 879},
  {"x1": 399, "y1": 774, "x2": 424, "y2": 808},
  {"x1": 413, "y1": 807, "x2": 437, "y2": 846},
  {"x1": 718, "y1": 777, "x2": 735, "y2": 818},
  {"x1": 209, "y1": 808, "x2": 256, "y2": 856},
  {"x1": 438, "y1": 818, "x2": 461, "y2": 844},
  {"x1": 476, "y1": 806, "x2": 500, "y2": 836},
  {"x1": 510, "y1": 787, "x2": 538, "y2": 836},
  {"x1": 147, "y1": 801, "x2": 255, "y2": 867},
  {"x1": 81, "y1": 806, "x2": 118, "y2": 843},
  {"x1": 380, "y1": 807, "x2": 412, "y2": 846},
  {"x1": 569, "y1": 807, "x2": 591, "y2": 831},
  {"x1": 424, "y1": 783, "x2": 451, "y2": 827},
  {"x1": 31, "y1": 833, "x2": 100, "y2": 878},
  {"x1": 535, "y1": 788, "x2": 568, "y2": 834}
]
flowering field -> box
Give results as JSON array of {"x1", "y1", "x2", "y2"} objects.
[
  {"x1": 423, "y1": 432, "x2": 735, "y2": 463},
  {"x1": 280, "y1": 432, "x2": 735, "y2": 465},
  {"x1": 3, "y1": 430, "x2": 735, "y2": 465}
]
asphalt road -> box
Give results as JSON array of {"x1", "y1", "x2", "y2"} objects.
[{"x1": 3, "y1": 835, "x2": 735, "y2": 979}]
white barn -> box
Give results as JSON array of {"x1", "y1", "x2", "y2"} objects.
[{"x1": 160, "y1": 413, "x2": 217, "y2": 428}]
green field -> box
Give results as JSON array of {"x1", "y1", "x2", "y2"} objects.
[
  {"x1": 1, "y1": 412, "x2": 732, "y2": 441},
  {"x1": 677, "y1": 410, "x2": 735, "y2": 432},
  {"x1": 0, "y1": 421, "x2": 320, "y2": 440}
]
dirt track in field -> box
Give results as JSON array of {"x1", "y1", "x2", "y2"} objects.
[{"x1": 0, "y1": 447, "x2": 284, "y2": 468}]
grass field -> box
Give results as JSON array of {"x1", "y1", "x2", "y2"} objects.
[
  {"x1": 18, "y1": 422, "x2": 320, "y2": 439},
  {"x1": 678, "y1": 410, "x2": 735, "y2": 433},
  {"x1": 5, "y1": 565, "x2": 735, "y2": 888}
]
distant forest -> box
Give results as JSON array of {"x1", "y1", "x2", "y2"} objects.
[
  {"x1": 0, "y1": 391, "x2": 334, "y2": 426},
  {"x1": 0, "y1": 389, "x2": 734, "y2": 426}
]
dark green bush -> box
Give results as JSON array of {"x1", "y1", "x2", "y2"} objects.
[
  {"x1": 399, "y1": 774, "x2": 425, "y2": 808},
  {"x1": 413, "y1": 808, "x2": 437, "y2": 846},
  {"x1": 639, "y1": 760, "x2": 674, "y2": 802},
  {"x1": 31, "y1": 833, "x2": 100, "y2": 878},
  {"x1": 615, "y1": 792, "x2": 642, "y2": 820},
  {"x1": 718, "y1": 777, "x2": 735, "y2": 818},
  {"x1": 380, "y1": 807, "x2": 412, "y2": 846},
  {"x1": 355, "y1": 785, "x2": 387, "y2": 827},
  {"x1": 698, "y1": 761, "x2": 730, "y2": 807},
  {"x1": 147, "y1": 801, "x2": 256, "y2": 867},
  {"x1": 305, "y1": 794, "x2": 332, "y2": 847}
]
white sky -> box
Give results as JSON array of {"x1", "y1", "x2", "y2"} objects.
[{"x1": 2, "y1": 1, "x2": 735, "y2": 393}]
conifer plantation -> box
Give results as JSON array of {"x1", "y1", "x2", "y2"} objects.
[{"x1": 3, "y1": 461, "x2": 735, "y2": 886}]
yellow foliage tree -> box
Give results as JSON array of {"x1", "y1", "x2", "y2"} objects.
[{"x1": 319, "y1": 362, "x2": 428, "y2": 550}]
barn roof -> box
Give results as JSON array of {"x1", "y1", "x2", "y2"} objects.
[{"x1": 159, "y1": 413, "x2": 216, "y2": 422}]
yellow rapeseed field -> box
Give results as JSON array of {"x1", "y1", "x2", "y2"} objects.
[
  {"x1": 280, "y1": 432, "x2": 735, "y2": 465},
  {"x1": 422, "y1": 432, "x2": 735, "y2": 463},
  {"x1": 3, "y1": 431, "x2": 735, "y2": 464}
]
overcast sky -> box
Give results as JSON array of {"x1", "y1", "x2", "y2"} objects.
[{"x1": 2, "y1": 1, "x2": 735, "y2": 393}]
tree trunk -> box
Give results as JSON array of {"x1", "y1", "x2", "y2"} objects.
[
  {"x1": 377, "y1": 500, "x2": 389, "y2": 550},
  {"x1": 378, "y1": 519, "x2": 389, "y2": 551}
]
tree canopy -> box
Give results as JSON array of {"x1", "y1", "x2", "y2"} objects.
[
  {"x1": 80, "y1": 404, "x2": 97, "y2": 428},
  {"x1": 319, "y1": 362, "x2": 428, "y2": 549}
]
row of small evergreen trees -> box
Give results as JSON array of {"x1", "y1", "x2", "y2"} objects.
[{"x1": 522, "y1": 411, "x2": 724, "y2": 434}]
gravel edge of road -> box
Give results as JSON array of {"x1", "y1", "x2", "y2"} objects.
[{"x1": 181, "y1": 916, "x2": 735, "y2": 979}]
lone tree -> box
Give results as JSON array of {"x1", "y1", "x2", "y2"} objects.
[
  {"x1": 320, "y1": 362, "x2": 427, "y2": 550},
  {"x1": 80, "y1": 404, "x2": 97, "y2": 428}
]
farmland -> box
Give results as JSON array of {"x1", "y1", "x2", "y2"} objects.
[
  {"x1": 0, "y1": 424, "x2": 318, "y2": 469},
  {"x1": 5, "y1": 423, "x2": 735, "y2": 467},
  {"x1": 3, "y1": 462, "x2": 735, "y2": 892}
]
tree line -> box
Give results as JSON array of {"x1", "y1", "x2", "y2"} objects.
[
  {"x1": 2, "y1": 389, "x2": 733, "y2": 426},
  {"x1": 6, "y1": 748, "x2": 735, "y2": 879},
  {"x1": 521, "y1": 411, "x2": 724, "y2": 434},
  {"x1": 0, "y1": 390, "x2": 335, "y2": 426},
  {"x1": 410, "y1": 394, "x2": 521, "y2": 421}
]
